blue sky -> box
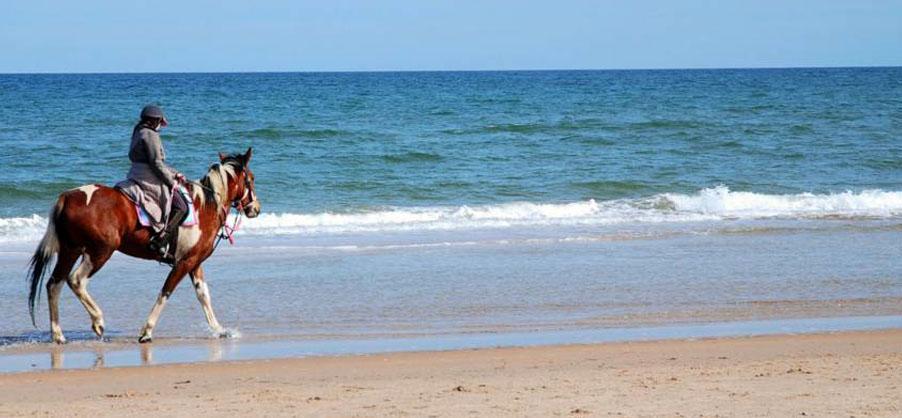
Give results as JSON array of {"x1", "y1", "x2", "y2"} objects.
[{"x1": 2, "y1": 0, "x2": 901, "y2": 73}]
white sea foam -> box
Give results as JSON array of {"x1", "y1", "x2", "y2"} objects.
[
  {"x1": 0, "y1": 214, "x2": 48, "y2": 244},
  {"x1": 234, "y1": 199, "x2": 714, "y2": 236},
  {"x1": 664, "y1": 186, "x2": 902, "y2": 218},
  {"x1": 235, "y1": 187, "x2": 902, "y2": 236},
  {"x1": 3, "y1": 187, "x2": 901, "y2": 243}
]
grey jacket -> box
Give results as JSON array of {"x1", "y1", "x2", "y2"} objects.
[
  {"x1": 116, "y1": 126, "x2": 181, "y2": 232},
  {"x1": 128, "y1": 126, "x2": 179, "y2": 187}
]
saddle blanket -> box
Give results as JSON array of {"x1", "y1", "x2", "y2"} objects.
[{"x1": 136, "y1": 186, "x2": 198, "y2": 227}]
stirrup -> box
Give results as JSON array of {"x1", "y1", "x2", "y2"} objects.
[
  {"x1": 152, "y1": 243, "x2": 175, "y2": 264},
  {"x1": 163, "y1": 241, "x2": 178, "y2": 262},
  {"x1": 159, "y1": 252, "x2": 175, "y2": 264},
  {"x1": 148, "y1": 236, "x2": 167, "y2": 253},
  {"x1": 148, "y1": 233, "x2": 172, "y2": 259}
]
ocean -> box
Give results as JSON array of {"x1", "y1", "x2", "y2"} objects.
[{"x1": 1, "y1": 68, "x2": 901, "y2": 369}]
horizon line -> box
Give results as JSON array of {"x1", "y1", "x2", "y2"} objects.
[{"x1": 1, "y1": 64, "x2": 900, "y2": 76}]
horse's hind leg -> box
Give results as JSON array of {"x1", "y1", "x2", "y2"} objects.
[
  {"x1": 67, "y1": 248, "x2": 113, "y2": 338},
  {"x1": 47, "y1": 248, "x2": 79, "y2": 344}
]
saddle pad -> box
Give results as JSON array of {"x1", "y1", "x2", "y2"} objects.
[{"x1": 136, "y1": 186, "x2": 198, "y2": 227}]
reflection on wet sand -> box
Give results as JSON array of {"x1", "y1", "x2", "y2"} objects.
[
  {"x1": 140, "y1": 344, "x2": 152, "y2": 365},
  {"x1": 47, "y1": 344, "x2": 131, "y2": 370},
  {"x1": 50, "y1": 346, "x2": 62, "y2": 369},
  {"x1": 46, "y1": 339, "x2": 228, "y2": 370},
  {"x1": 47, "y1": 346, "x2": 104, "y2": 369}
]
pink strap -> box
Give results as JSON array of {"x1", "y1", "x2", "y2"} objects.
[{"x1": 221, "y1": 203, "x2": 244, "y2": 245}]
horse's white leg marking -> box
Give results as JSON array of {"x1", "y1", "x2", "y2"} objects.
[
  {"x1": 76, "y1": 185, "x2": 99, "y2": 206},
  {"x1": 175, "y1": 224, "x2": 201, "y2": 260},
  {"x1": 47, "y1": 279, "x2": 65, "y2": 344},
  {"x1": 191, "y1": 268, "x2": 223, "y2": 333},
  {"x1": 139, "y1": 293, "x2": 169, "y2": 343},
  {"x1": 66, "y1": 255, "x2": 104, "y2": 337}
]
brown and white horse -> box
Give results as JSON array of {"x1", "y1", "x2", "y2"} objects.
[{"x1": 26, "y1": 148, "x2": 261, "y2": 344}]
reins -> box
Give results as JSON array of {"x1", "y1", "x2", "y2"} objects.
[
  {"x1": 184, "y1": 180, "x2": 218, "y2": 198},
  {"x1": 175, "y1": 159, "x2": 256, "y2": 255},
  {"x1": 212, "y1": 202, "x2": 244, "y2": 252},
  {"x1": 208, "y1": 167, "x2": 255, "y2": 252}
]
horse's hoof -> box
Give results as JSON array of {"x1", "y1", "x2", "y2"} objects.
[
  {"x1": 92, "y1": 323, "x2": 105, "y2": 338},
  {"x1": 213, "y1": 328, "x2": 239, "y2": 339},
  {"x1": 52, "y1": 336, "x2": 67, "y2": 345},
  {"x1": 138, "y1": 335, "x2": 152, "y2": 344}
]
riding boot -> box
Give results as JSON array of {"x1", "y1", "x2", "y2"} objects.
[{"x1": 149, "y1": 206, "x2": 187, "y2": 262}]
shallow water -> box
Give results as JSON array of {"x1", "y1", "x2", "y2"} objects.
[{"x1": 1, "y1": 219, "x2": 900, "y2": 347}]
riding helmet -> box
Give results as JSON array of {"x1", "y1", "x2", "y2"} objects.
[{"x1": 140, "y1": 105, "x2": 168, "y2": 127}]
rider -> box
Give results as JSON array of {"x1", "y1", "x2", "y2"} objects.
[{"x1": 124, "y1": 105, "x2": 188, "y2": 261}]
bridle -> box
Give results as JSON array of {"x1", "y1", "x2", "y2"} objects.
[
  {"x1": 213, "y1": 163, "x2": 256, "y2": 249},
  {"x1": 235, "y1": 171, "x2": 257, "y2": 210}
]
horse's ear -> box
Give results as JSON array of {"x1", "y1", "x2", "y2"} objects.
[
  {"x1": 218, "y1": 152, "x2": 228, "y2": 162},
  {"x1": 244, "y1": 147, "x2": 253, "y2": 164}
]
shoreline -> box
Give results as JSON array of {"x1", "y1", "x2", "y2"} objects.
[
  {"x1": 1, "y1": 314, "x2": 900, "y2": 374},
  {"x1": 1, "y1": 329, "x2": 899, "y2": 416}
]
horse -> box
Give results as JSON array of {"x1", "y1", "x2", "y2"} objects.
[{"x1": 26, "y1": 147, "x2": 261, "y2": 344}]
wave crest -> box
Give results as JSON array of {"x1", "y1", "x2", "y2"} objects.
[
  {"x1": 2, "y1": 187, "x2": 901, "y2": 242},
  {"x1": 663, "y1": 186, "x2": 902, "y2": 219},
  {"x1": 237, "y1": 187, "x2": 902, "y2": 236},
  {"x1": 0, "y1": 214, "x2": 48, "y2": 243}
]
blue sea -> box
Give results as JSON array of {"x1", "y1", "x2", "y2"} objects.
[{"x1": 1, "y1": 68, "x2": 901, "y2": 371}]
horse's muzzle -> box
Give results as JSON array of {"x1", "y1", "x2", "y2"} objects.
[{"x1": 244, "y1": 203, "x2": 261, "y2": 218}]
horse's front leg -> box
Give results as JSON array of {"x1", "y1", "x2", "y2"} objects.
[
  {"x1": 138, "y1": 261, "x2": 193, "y2": 343},
  {"x1": 189, "y1": 265, "x2": 226, "y2": 337}
]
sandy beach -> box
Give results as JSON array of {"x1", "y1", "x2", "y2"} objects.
[{"x1": 1, "y1": 329, "x2": 899, "y2": 417}]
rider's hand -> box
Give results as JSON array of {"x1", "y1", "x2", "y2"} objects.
[{"x1": 175, "y1": 173, "x2": 186, "y2": 184}]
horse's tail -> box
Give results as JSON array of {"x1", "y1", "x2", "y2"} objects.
[{"x1": 27, "y1": 196, "x2": 64, "y2": 326}]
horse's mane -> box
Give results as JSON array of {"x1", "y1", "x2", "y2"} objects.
[{"x1": 193, "y1": 155, "x2": 245, "y2": 207}]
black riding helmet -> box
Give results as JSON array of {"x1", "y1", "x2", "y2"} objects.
[{"x1": 140, "y1": 104, "x2": 169, "y2": 128}]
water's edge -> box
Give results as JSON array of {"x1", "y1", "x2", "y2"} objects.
[{"x1": 2, "y1": 315, "x2": 899, "y2": 374}]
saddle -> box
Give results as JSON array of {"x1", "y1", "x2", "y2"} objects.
[{"x1": 135, "y1": 186, "x2": 198, "y2": 228}]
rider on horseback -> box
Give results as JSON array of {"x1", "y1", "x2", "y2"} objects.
[{"x1": 116, "y1": 105, "x2": 188, "y2": 261}]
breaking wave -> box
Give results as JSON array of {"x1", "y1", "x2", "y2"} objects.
[
  {"x1": 0, "y1": 214, "x2": 47, "y2": 244},
  {"x1": 237, "y1": 186, "x2": 902, "y2": 236},
  {"x1": 3, "y1": 187, "x2": 901, "y2": 242}
]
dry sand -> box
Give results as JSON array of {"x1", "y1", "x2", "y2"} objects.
[{"x1": 1, "y1": 329, "x2": 900, "y2": 417}]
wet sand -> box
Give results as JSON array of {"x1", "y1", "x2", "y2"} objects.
[{"x1": 1, "y1": 329, "x2": 900, "y2": 417}]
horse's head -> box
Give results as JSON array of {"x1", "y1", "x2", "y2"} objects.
[{"x1": 218, "y1": 147, "x2": 261, "y2": 218}]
